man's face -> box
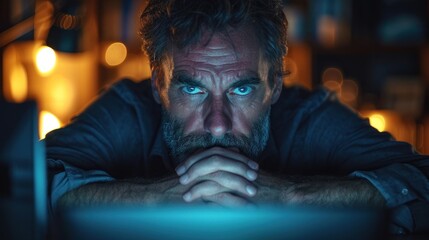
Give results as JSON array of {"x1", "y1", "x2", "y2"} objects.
[{"x1": 154, "y1": 27, "x2": 281, "y2": 162}]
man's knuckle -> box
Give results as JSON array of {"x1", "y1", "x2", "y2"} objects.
[
  {"x1": 186, "y1": 167, "x2": 195, "y2": 177},
  {"x1": 211, "y1": 171, "x2": 225, "y2": 179},
  {"x1": 209, "y1": 156, "x2": 223, "y2": 167},
  {"x1": 207, "y1": 180, "x2": 219, "y2": 188},
  {"x1": 216, "y1": 192, "x2": 228, "y2": 201}
]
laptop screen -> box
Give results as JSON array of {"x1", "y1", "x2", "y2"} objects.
[{"x1": 57, "y1": 204, "x2": 387, "y2": 240}]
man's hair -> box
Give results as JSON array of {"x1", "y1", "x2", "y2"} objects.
[{"x1": 140, "y1": 0, "x2": 288, "y2": 87}]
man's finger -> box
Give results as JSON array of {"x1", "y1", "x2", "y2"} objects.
[
  {"x1": 184, "y1": 171, "x2": 257, "y2": 198},
  {"x1": 201, "y1": 192, "x2": 253, "y2": 207},
  {"x1": 182, "y1": 180, "x2": 226, "y2": 202},
  {"x1": 179, "y1": 155, "x2": 258, "y2": 184},
  {"x1": 175, "y1": 147, "x2": 258, "y2": 175}
]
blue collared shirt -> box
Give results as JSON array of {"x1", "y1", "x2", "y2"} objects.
[{"x1": 46, "y1": 79, "x2": 429, "y2": 233}]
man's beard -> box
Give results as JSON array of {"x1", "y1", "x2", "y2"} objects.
[{"x1": 162, "y1": 108, "x2": 270, "y2": 163}]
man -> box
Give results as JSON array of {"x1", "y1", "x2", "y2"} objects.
[{"x1": 47, "y1": 0, "x2": 429, "y2": 234}]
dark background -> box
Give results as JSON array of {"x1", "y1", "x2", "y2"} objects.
[{"x1": 1, "y1": 0, "x2": 428, "y2": 151}]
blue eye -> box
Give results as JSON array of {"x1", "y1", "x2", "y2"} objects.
[
  {"x1": 231, "y1": 86, "x2": 253, "y2": 96},
  {"x1": 182, "y1": 86, "x2": 205, "y2": 95}
]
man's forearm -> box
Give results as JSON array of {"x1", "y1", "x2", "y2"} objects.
[
  {"x1": 255, "y1": 173, "x2": 386, "y2": 207},
  {"x1": 58, "y1": 176, "x2": 186, "y2": 208}
]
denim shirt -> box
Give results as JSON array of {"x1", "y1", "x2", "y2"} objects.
[{"x1": 45, "y1": 79, "x2": 429, "y2": 233}]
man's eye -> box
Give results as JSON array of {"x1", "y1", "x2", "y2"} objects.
[
  {"x1": 182, "y1": 86, "x2": 205, "y2": 95},
  {"x1": 231, "y1": 86, "x2": 253, "y2": 96}
]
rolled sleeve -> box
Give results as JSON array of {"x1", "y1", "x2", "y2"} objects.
[
  {"x1": 49, "y1": 159, "x2": 115, "y2": 210},
  {"x1": 350, "y1": 163, "x2": 429, "y2": 233},
  {"x1": 350, "y1": 163, "x2": 428, "y2": 207}
]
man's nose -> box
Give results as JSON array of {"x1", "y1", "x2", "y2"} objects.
[{"x1": 203, "y1": 97, "x2": 232, "y2": 138}]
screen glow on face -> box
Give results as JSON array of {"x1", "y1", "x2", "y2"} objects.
[
  {"x1": 175, "y1": 74, "x2": 260, "y2": 98},
  {"x1": 230, "y1": 86, "x2": 253, "y2": 96},
  {"x1": 181, "y1": 86, "x2": 206, "y2": 95},
  {"x1": 181, "y1": 85, "x2": 255, "y2": 97}
]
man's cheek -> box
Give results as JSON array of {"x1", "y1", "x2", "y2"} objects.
[
  {"x1": 230, "y1": 111, "x2": 256, "y2": 137},
  {"x1": 182, "y1": 112, "x2": 206, "y2": 135}
]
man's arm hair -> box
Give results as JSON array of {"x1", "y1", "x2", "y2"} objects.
[
  {"x1": 57, "y1": 175, "x2": 187, "y2": 208},
  {"x1": 58, "y1": 171, "x2": 386, "y2": 209},
  {"x1": 255, "y1": 172, "x2": 386, "y2": 207}
]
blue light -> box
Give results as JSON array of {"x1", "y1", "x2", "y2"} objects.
[{"x1": 60, "y1": 205, "x2": 386, "y2": 240}]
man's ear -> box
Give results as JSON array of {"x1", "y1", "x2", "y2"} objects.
[
  {"x1": 151, "y1": 71, "x2": 162, "y2": 104},
  {"x1": 271, "y1": 76, "x2": 283, "y2": 104}
]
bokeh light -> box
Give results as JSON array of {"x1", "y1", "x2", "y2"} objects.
[
  {"x1": 35, "y1": 46, "x2": 57, "y2": 75},
  {"x1": 9, "y1": 63, "x2": 28, "y2": 103},
  {"x1": 369, "y1": 114, "x2": 386, "y2": 132},
  {"x1": 45, "y1": 77, "x2": 76, "y2": 120},
  {"x1": 322, "y1": 67, "x2": 343, "y2": 95},
  {"x1": 39, "y1": 110, "x2": 62, "y2": 139},
  {"x1": 105, "y1": 42, "x2": 127, "y2": 66},
  {"x1": 341, "y1": 79, "x2": 359, "y2": 102},
  {"x1": 322, "y1": 67, "x2": 344, "y2": 85}
]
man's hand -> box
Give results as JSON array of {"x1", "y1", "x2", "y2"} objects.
[{"x1": 175, "y1": 147, "x2": 259, "y2": 206}]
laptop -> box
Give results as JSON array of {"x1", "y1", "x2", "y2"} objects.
[{"x1": 56, "y1": 204, "x2": 387, "y2": 240}]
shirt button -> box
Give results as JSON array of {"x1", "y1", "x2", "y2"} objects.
[{"x1": 401, "y1": 188, "x2": 409, "y2": 195}]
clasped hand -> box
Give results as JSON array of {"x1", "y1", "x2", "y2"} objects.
[{"x1": 174, "y1": 147, "x2": 259, "y2": 207}]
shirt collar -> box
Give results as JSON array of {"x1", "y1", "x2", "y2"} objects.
[
  {"x1": 149, "y1": 124, "x2": 176, "y2": 172},
  {"x1": 258, "y1": 129, "x2": 280, "y2": 169}
]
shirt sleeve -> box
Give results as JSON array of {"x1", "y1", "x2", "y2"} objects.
[
  {"x1": 350, "y1": 163, "x2": 429, "y2": 233},
  {"x1": 44, "y1": 80, "x2": 159, "y2": 211},
  {"x1": 49, "y1": 159, "x2": 115, "y2": 210},
  {"x1": 298, "y1": 97, "x2": 429, "y2": 233}
]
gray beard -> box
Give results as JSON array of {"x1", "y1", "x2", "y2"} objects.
[{"x1": 161, "y1": 108, "x2": 270, "y2": 163}]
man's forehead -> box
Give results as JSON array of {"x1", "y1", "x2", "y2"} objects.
[
  {"x1": 173, "y1": 26, "x2": 261, "y2": 59},
  {"x1": 160, "y1": 26, "x2": 270, "y2": 87}
]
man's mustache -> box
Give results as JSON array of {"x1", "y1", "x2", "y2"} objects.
[{"x1": 175, "y1": 132, "x2": 251, "y2": 155}]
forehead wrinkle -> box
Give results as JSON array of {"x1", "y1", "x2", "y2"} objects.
[
  {"x1": 171, "y1": 28, "x2": 264, "y2": 92},
  {"x1": 184, "y1": 49, "x2": 258, "y2": 66},
  {"x1": 190, "y1": 48, "x2": 234, "y2": 57}
]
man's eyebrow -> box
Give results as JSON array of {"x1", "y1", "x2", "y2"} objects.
[
  {"x1": 229, "y1": 77, "x2": 262, "y2": 89},
  {"x1": 171, "y1": 74, "x2": 205, "y2": 88}
]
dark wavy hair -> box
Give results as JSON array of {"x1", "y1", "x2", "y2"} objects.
[{"x1": 140, "y1": 0, "x2": 288, "y2": 87}]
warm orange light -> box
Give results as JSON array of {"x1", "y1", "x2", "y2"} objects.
[
  {"x1": 283, "y1": 57, "x2": 298, "y2": 86},
  {"x1": 341, "y1": 79, "x2": 359, "y2": 102},
  {"x1": 318, "y1": 16, "x2": 337, "y2": 47},
  {"x1": 39, "y1": 110, "x2": 62, "y2": 139},
  {"x1": 369, "y1": 114, "x2": 386, "y2": 132},
  {"x1": 35, "y1": 46, "x2": 57, "y2": 75},
  {"x1": 322, "y1": 68, "x2": 343, "y2": 85},
  {"x1": 323, "y1": 80, "x2": 342, "y2": 94},
  {"x1": 45, "y1": 77, "x2": 75, "y2": 119},
  {"x1": 105, "y1": 42, "x2": 127, "y2": 66},
  {"x1": 9, "y1": 63, "x2": 28, "y2": 103}
]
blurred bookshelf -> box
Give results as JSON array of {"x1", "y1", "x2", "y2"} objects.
[{"x1": 283, "y1": 0, "x2": 429, "y2": 152}]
